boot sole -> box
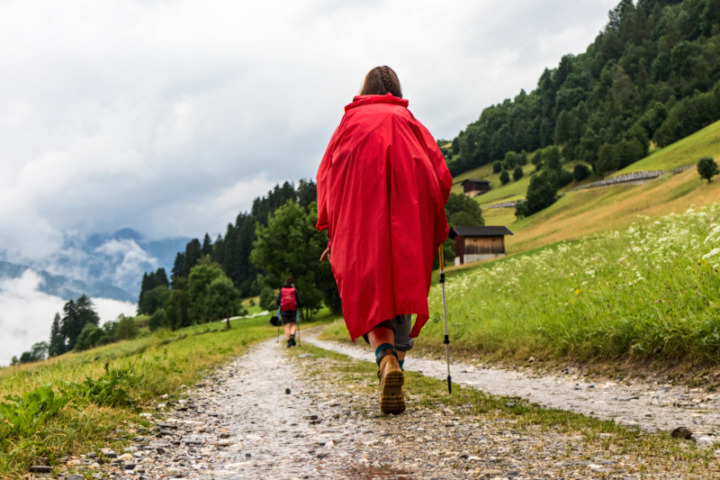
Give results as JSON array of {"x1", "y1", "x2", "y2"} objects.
[{"x1": 380, "y1": 368, "x2": 405, "y2": 414}]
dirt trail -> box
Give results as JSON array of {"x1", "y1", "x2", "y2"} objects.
[
  {"x1": 303, "y1": 329, "x2": 720, "y2": 442},
  {"x1": 62, "y1": 334, "x2": 720, "y2": 480}
]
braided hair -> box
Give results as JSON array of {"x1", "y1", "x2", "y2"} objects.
[{"x1": 360, "y1": 66, "x2": 402, "y2": 98}]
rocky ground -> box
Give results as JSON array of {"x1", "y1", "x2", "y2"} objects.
[
  {"x1": 303, "y1": 331, "x2": 720, "y2": 442},
  {"x1": 47, "y1": 331, "x2": 720, "y2": 480}
]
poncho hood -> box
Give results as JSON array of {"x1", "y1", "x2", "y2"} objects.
[{"x1": 344, "y1": 93, "x2": 409, "y2": 112}]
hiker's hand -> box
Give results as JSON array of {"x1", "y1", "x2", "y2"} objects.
[{"x1": 319, "y1": 246, "x2": 330, "y2": 262}]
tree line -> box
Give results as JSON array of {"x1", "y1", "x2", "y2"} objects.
[
  {"x1": 136, "y1": 180, "x2": 334, "y2": 330},
  {"x1": 11, "y1": 180, "x2": 484, "y2": 365},
  {"x1": 11, "y1": 295, "x2": 138, "y2": 365},
  {"x1": 137, "y1": 181, "x2": 485, "y2": 330},
  {"x1": 446, "y1": 0, "x2": 720, "y2": 179}
]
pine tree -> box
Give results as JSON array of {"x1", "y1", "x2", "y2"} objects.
[
  {"x1": 201, "y1": 233, "x2": 213, "y2": 257},
  {"x1": 49, "y1": 313, "x2": 65, "y2": 356}
]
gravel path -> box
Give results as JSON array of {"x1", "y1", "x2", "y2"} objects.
[
  {"x1": 302, "y1": 330, "x2": 720, "y2": 444},
  {"x1": 56, "y1": 334, "x2": 720, "y2": 480}
]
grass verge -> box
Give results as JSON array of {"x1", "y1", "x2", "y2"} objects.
[
  {"x1": 0, "y1": 314, "x2": 334, "y2": 479},
  {"x1": 292, "y1": 344, "x2": 718, "y2": 478}
]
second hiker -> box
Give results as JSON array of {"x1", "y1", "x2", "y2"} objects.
[{"x1": 277, "y1": 277, "x2": 301, "y2": 348}]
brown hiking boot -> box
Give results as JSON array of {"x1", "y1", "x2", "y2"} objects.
[{"x1": 377, "y1": 351, "x2": 405, "y2": 414}]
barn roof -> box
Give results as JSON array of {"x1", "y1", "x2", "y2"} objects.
[
  {"x1": 453, "y1": 226, "x2": 514, "y2": 237},
  {"x1": 461, "y1": 178, "x2": 490, "y2": 185}
]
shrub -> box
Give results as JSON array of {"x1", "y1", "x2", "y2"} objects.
[
  {"x1": 492, "y1": 160, "x2": 502, "y2": 173},
  {"x1": 555, "y1": 169, "x2": 574, "y2": 188},
  {"x1": 531, "y1": 150, "x2": 542, "y2": 168},
  {"x1": 518, "y1": 150, "x2": 528, "y2": 165},
  {"x1": 74, "y1": 324, "x2": 103, "y2": 352},
  {"x1": 513, "y1": 166, "x2": 524, "y2": 181},
  {"x1": 503, "y1": 151, "x2": 519, "y2": 170},
  {"x1": 573, "y1": 163, "x2": 591, "y2": 182},
  {"x1": 519, "y1": 173, "x2": 557, "y2": 216},
  {"x1": 149, "y1": 308, "x2": 168, "y2": 332},
  {"x1": 499, "y1": 170, "x2": 510, "y2": 185},
  {"x1": 260, "y1": 286, "x2": 277, "y2": 312},
  {"x1": 116, "y1": 315, "x2": 139, "y2": 341}
]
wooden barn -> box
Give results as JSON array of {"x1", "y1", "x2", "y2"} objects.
[
  {"x1": 452, "y1": 226, "x2": 513, "y2": 265},
  {"x1": 461, "y1": 179, "x2": 491, "y2": 197}
]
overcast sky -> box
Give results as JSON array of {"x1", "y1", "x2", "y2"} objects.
[{"x1": 0, "y1": 0, "x2": 620, "y2": 365}]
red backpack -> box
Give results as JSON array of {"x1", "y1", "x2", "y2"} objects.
[{"x1": 280, "y1": 287, "x2": 297, "y2": 312}]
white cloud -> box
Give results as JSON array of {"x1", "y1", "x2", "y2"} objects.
[
  {"x1": 0, "y1": 1, "x2": 618, "y2": 251},
  {"x1": 0, "y1": 270, "x2": 136, "y2": 367},
  {"x1": 0, "y1": 0, "x2": 619, "y2": 342}
]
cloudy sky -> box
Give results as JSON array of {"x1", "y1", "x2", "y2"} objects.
[{"x1": 0, "y1": 0, "x2": 620, "y2": 364}]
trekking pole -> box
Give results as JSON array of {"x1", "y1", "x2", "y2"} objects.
[
  {"x1": 296, "y1": 310, "x2": 301, "y2": 347},
  {"x1": 276, "y1": 307, "x2": 281, "y2": 343},
  {"x1": 439, "y1": 246, "x2": 452, "y2": 394}
]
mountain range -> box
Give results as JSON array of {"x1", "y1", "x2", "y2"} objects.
[{"x1": 0, "y1": 228, "x2": 189, "y2": 303}]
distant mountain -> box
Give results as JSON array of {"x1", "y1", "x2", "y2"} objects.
[
  {"x1": 0, "y1": 228, "x2": 190, "y2": 303},
  {"x1": 0, "y1": 260, "x2": 135, "y2": 302}
]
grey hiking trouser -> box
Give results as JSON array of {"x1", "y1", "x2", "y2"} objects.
[{"x1": 362, "y1": 314, "x2": 414, "y2": 352}]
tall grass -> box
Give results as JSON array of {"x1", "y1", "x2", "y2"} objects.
[{"x1": 424, "y1": 202, "x2": 720, "y2": 363}]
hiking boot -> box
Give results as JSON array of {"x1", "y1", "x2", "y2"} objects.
[
  {"x1": 377, "y1": 351, "x2": 405, "y2": 414},
  {"x1": 287, "y1": 339, "x2": 293, "y2": 348},
  {"x1": 290, "y1": 335, "x2": 296, "y2": 346}
]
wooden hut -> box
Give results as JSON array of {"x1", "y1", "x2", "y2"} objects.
[
  {"x1": 452, "y1": 226, "x2": 513, "y2": 265},
  {"x1": 461, "y1": 179, "x2": 491, "y2": 197}
]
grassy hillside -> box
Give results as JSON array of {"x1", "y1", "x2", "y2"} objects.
[
  {"x1": 467, "y1": 119, "x2": 720, "y2": 252},
  {"x1": 619, "y1": 120, "x2": 720, "y2": 174},
  {"x1": 508, "y1": 168, "x2": 719, "y2": 253},
  {"x1": 416, "y1": 119, "x2": 720, "y2": 367},
  {"x1": 420, "y1": 200, "x2": 720, "y2": 365}
]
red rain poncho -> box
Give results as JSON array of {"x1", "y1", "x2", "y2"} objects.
[{"x1": 316, "y1": 94, "x2": 452, "y2": 341}]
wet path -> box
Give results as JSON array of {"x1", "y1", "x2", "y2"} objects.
[
  {"x1": 303, "y1": 330, "x2": 720, "y2": 443},
  {"x1": 67, "y1": 334, "x2": 720, "y2": 479},
  {"x1": 178, "y1": 338, "x2": 370, "y2": 479}
]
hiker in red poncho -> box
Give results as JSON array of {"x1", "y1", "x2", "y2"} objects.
[{"x1": 316, "y1": 66, "x2": 452, "y2": 414}]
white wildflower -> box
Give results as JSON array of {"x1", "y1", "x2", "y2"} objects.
[{"x1": 702, "y1": 248, "x2": 720, "y2": 260}]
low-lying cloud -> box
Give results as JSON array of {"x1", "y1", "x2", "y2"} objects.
[{"x1": 0, "y1": 270, "x2": 136, "y2": 367}]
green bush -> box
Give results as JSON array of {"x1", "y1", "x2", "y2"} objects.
[
  {"x1": 116, "y1": 315, "x2": 139, "y2": 340},
  {"x1": 259, "y1": 286, "x2": 277, "y2": 312},
  {"x1": 499, "y1": 170, "x2": 510, "y2": 185},
  {"x1": 573, "y1": 163, "x2": 591, "y2": 182},
  {"x1": 492, "y1": 160, "x2": 502, "y2": 173},
  {"x1": 74, "y1": 324, "x2": 103, "y2": 352},
  {"x1": 512, "y1": 166, "x2": 524, "y2": 181},
  {"x1": 149, "y1": 309, "x2": 168, "y2": 332}
]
